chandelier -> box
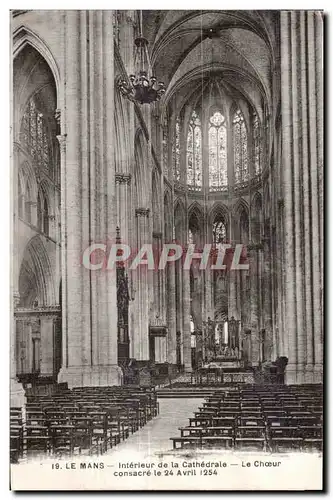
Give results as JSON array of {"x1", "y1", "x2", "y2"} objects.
[{"x1": 118, "y1": 11, "x2": 166, "y2": 104}]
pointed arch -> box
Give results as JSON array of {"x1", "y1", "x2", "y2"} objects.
[
  {"x1": 13, "y1": 26, "x2": 60, "y2": 103},
  {"x1": 174, "y1": 199, "x2": 186, "y2": 242},
  {"x1": 232, "y1": 197, "x2": 249, "y2": 218},
  {"x1": 18, "y1": 235, "x2": 56, "y2": 307},
  {"x1": 209, "y1": 203, "x2": 229, "y2": 244},
  {"x1": 209, "y1": 202, "x2": 229, "y2": 226},
  {"x1": 188, "y1": 201, "x2": 204, "y2": 225},
  {"x1": 188, "y1": 202, "x2": 204, "y2": 246}
]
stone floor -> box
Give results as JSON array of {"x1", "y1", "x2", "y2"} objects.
[{"x1": 104, "y1": 398, "x2": 203, "y2": 459}]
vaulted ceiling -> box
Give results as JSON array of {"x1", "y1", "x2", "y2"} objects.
[{"x1": 142, "y1": 10, "x2": 278, "y2": 119}]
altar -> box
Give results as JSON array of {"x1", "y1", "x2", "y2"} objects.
[{"x1": 192, "y1": 316, "x2": 254, "y2": 384}]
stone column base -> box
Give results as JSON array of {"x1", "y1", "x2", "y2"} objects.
[
  {"x1": 285, "y1": 363, "x2": 298, "y2": 384},
  {"x1": 296, "y1": 364, "x2": 305, "y2": 384},
  {"x1": 184, "y1": 362, "x2": 192, "y2": 372},
  {"x1": 313, "y1": 364, "x2": 323, "y2": 383},
  {"x1": 305, "y1": 364, "x2": 314, "y2": 383},
  {"x1": 10, "y1": 378, "x2": 26, "y2": 408},
  {"x1": 58, "y1": 365, "x2": 123, "y2": 388}
]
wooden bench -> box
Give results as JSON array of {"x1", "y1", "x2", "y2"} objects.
[{"x1": 170, "y1": 436, "x2": 203, "y2": 449}]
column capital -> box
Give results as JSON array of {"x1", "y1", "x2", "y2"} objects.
[
  {"x1": 115, "y1": 172, "x2": 132, "y2": 185},
  {"x1": 54, "y1": 108, "x2": 61, "y2": 125},
  {"x1": 13, "y1": 292, "x2": 20, "y2": 308},
  {"x1": 57, "y1": 134, "x2": 67, "y2": 153},
  {"x1": 135, "y1": 208, "x2": 150, "y2": 218},
  {"x1": 247, "y1": 242, "x2": 264, "y2": 251}
]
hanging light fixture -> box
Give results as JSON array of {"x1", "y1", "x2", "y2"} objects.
[{"x1": 118, "y1": 11, "x2": 166, "y2": 104}]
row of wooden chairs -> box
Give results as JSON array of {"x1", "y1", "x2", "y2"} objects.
[
  {"x1": 10, "y1": 386, "x2": 159, "y2": 463},
  {"x1": 170, "y1": 385, "x2": 323, "y2": 452}
]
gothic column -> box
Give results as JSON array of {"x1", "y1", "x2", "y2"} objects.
[
  {"x1": 58, "y1": 11, "x2": 121, "y2": 387},
  {"x1": 291, "y1": 12, "x2": 306, "y2": 382},
  {"x1": 40, "y1": 317, "x2": 54, "y2": 376},
  {"x1": 248, "y1": 247, "x2": 260, "y2": 366},
  {"x1": 11, "y1": 145, "x2": 25, "y2": 407},
  {"x1": 182, "y1": 267, "x2": 192, "y2": 370},
  {"x1": 308, "y1": 11, "x2": 323, "y2": 382},
  {"x1": 167, "y1": 255, "x2": 177, "y2": 366},
  {"x1": 133, "y1": 208, "x2": 150, "y2": 361},
  {"x1": 300, "y1": 13, "x2": 314, "y2": 382},
  {"x1": 115, "y1": 173, "x2": 131, "y2": 241},
  {"x1": 280, "y1": 11, "x2": 298, "y2": 383},
  {"x1": 280, "y1": 11, "x2": 323, "y2": 384}
]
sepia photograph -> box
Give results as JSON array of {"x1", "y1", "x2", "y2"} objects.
[{"x1": 9, "y1": 8, "x2": 324, "y2": 491}]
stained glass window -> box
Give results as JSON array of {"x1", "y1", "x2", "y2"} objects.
[
  {"x1": 209, "y1": 111, "x2": 227, "y2": 190},
  {"x1": 20, "y1": 97, "x2": 50, "y2": 171},
  {"x1": 172, "y1": 116, "x2": 181, "y2": 182},
  {"x1": 187, "y1": 110, "x2": 202, "y2": 190},
  {"x1": 240, "y1": 210, "x2": 249, "y2": 244},
  {"x1": 233, "y1": 109, "x2": 248, "y2": 183},
  {"x1": 253, "y1": 112, "x2": 262, "y2": 175},
  {"x1": 213, "y1": 219, "x2": 227, "y2": 244}
]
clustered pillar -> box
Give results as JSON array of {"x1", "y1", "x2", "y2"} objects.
[
  {"x1": 58, "y1": 11, "x2": 122, "y2": 387},
  {"x1": 280, "y1": 11, "x2": 323, "y2": 383}
]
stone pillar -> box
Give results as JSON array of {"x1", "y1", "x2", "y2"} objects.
[
  {"x1": 300, "y1": 13, "x2": 314, "y2": 383},
  {"x1": 11, "y1": 306, "x2": 26, "y2": 408},
  {"x1": 248, "y1": 248, "x2": 260, "y2": 366},
  {"x1": 40, "y1": 317, "x2": 54, "y2": 376},
  {"x1": 280, "y1": 11, "x2": 298, "y2": 383},
  {"x1": 308, "y1": 12, "x2": 323, "y2": 382},
  {"x1": 11, "y1": 145, "x2": 25, "y2": 407},
  {"x1": 132, "y1": 208, "x2": 150, "y2": 361},
  {"x1": 228, "y1": 271, "x2": 238, "y2": 318},
  {"x1": 58, "y1": 10, "x2": 121, "y2": 387},
  {"x1": 280, "y1": 11, "x2": 323, "y2": 384},
  {"x1": 182, "y1": 268, "x2": 192, "y2": 370},
  {"x1": 167, "y1": 257, "x2": 177, "y2": 365},
  {"x1": 115, "y1": 173, "x2": 131, "y2": 241},
  {"x1": 291, "y1": 12, "x2": 306, "y2": 383}
]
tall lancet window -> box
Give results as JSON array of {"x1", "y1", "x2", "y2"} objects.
[
  {"x1": 187, "y1": 110, "x2": 202, "y2": 190},
  {"x1": 253, "y1": 112, "x2": 262, "y2": 175},
  {"x1": 172, "y1": 116, "x2": 181, "y2": 182},
  {"x1": 233, "y1": 109, "x2": 248, "y2": 183},
  {"x1": 21, "y1": 97, "x2": 50, "y2": 171},
  {"x1": 213, "y1": 218, "x2": 227, "y2": 244},
  {"x1": 209, "y1": 111, "x2": 227, "y2": 191}
]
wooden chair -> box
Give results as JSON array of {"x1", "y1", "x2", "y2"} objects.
[{"x1": 25, "y1": 425, "x2": 51, "y2": 458}]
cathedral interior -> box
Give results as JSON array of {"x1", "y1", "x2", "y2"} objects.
[{"x1": 11, "y1": 9, "x2": 323, "y2": 413}]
